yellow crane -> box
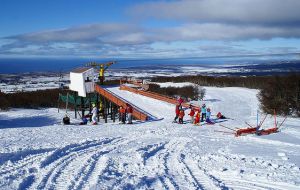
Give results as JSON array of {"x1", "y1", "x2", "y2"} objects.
[{"x1": 86, "y1": 61, "x2": 116, "y2": 84}]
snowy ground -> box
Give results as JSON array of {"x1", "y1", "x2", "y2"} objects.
[{"x1": 0, "y1": 86, "x2": 300, "y2": 190}]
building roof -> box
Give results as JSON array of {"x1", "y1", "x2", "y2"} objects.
[{"x1": 71, "y1": 67, "x2": 93, "y2": 73}]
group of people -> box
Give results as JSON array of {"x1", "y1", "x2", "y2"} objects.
[
  {"x1": 78, "y1": 103, "x2": 99, "y2": 125},
  {"x1": 118, "y1": 103, "x2": 133, "y2": 124},
  {"x1": 63, "y1": 95, "x2": 228, "y2": 126},
  {"x1": 75, "y1": 102, "x2": 134, "y2": 125},
  {"x1": 173, "y1": 97, "x2": 226, "y2": 125},
  {"x1": 192, "y1": 104, "x2": 214, "y2": 125}
]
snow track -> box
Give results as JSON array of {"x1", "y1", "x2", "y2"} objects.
[{"x1": 1, "y1": 86, "x2": 300, "y2": 189}]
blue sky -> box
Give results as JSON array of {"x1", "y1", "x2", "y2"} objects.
[{"x1": 1, "y1": 0, "x2": 300, "y2": 58}]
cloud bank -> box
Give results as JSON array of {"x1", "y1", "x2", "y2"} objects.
[
  {"x1": 1, "y1": 0, "x2": 300, "y2": 58},
  {"x1": 129, "y1": 0, "x2": 300, "y2": 26}
]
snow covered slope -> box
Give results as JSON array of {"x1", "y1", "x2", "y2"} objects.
[{"x1": 0, "y1": 86, "x2": 300, "y2": 190}]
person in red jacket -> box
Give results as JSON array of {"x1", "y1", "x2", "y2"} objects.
[
  {"x1": 194, "y1": 111, "x2": 201, "y2": 125},
  {"x1": 177, "y1": 96, "x2": 184, "y2": 105},
  {"x1": 173, "y1": 104, "x2": 182, "y2": 123},
  {"x1": 119, "y1": 106, "x2": 126, "y2": 124},
  {"x1": 188, "y1": 106, "x2": 195, "y2": 124},
  {"x1": 217, "y1": 112, "x2": 226, "y2": 119},
  {"x1": 126, "y1": 103, "x2": 133, "y2": 124},
  {"x1": 178, "y1": 109, "x2": 185, "y2": 124}
]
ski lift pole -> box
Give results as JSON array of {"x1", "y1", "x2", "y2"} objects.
[
  {"x1": 57, "y1": 93, "x2": 60, "y2": 113},
  {"x1": 256, "y1": 110, "x2": 259, "y2": 127},
  {"x1": 274, "y1": 109, "x2": 277, "y2": 128},
  {"x1": 219, "y1": 124, "x2": 236, "y2": 131},
  {"x1": 66, "y1": 92, "x2": 69, "y2": 114},
  {"x1": 257, "y1": 114, "x2": 268, "y2": 130},
  {"x1": 245, "y1": 121, "x2": 255, "y2": 128},
  {"x1": 278, "y1": 116, "x2": 287, "y2": 129}
]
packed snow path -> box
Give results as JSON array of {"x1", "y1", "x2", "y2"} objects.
[{"x1": 0, "y1": 86, "x2": 300, "y2": 190}]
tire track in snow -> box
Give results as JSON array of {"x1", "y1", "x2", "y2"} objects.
[
  {"x1": 0, "y1": 153, "x2": 56, "y2": 189},
  {"x1": 159, "y1": 138, "x2": 224, "y2": 190},
  {"x1": 67, "y1": 150, "x2": 111, "y2": 190},
  {"x1": 67, "y1": 136, "x2": 137, "y2": 190},
  {"x1": 137, "y1": 141, "x2": 179, "y2": 189},
  {"x1": 197, "y1": 152, "x2": 300, "y2": 190},
  {"x1": 58, "y1": 136, "x2": 143, "y2": 189},
  {"x1": 0, "y1": 148, "x2": 55, "y2": 187},
  {"x1": 40, "y1": 138, "x2": 118, "y2": 168},
  {"x1": 149, "y1": 139, "x2": 202, "y2": 189},
  {"x1": 137, "y1": 142, "x2": 167, "y2": 165},
  {"x1": 179, "y1": 154, "x2": 203, "y2": 190},
  {"x1": 90, "y1": 139, "x2": 169, "y2": 189},
  {"x1": 180, "y1": 155, "x2": 229, "y2": 190},
  {"x1": 28, "y1": 137, "x2": 121, "y2": 190},
  {"x1": 0, "y1": 154, "x2": 45, "y2": 188},
  {"x1": 197, "y1": 165, "x2": 229, "y2": 190},
  {"x1": 217, "y1": 175, "x2": 300, "y2": 190},
  {"x1": 164, "y1": 139, "x2": 205, "y2": 189},
  {"x1": 95, "y1": 158, "x2": 125, "y2": 189},
  {"x1": 140, "y1": 139, "x2": 198, "y2": 189},
  {"x1": 17, "y1": 175, "x2": 35, "y2": 190},
  {"x1": 161, "y1": 153, "x2": 180, "y2": 190},
  {"x1": 50, "y1": 138, "x2": 125, "y2": 189}
]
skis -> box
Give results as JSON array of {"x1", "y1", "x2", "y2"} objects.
[{"x1": 214, "y1": 130, "x2": 235, "y2": 135}]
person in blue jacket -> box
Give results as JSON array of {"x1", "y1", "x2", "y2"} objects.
[
  {"x1": 205, "y1": 107, "x2": 214, "y2": 124},
  {"x1": 201, "y1": 104, "x2": 206, "y2": 122}
]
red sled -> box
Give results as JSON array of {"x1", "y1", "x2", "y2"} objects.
[
  {"x1": 235, "y1": 127, "x2": 257, "y2": 137},
  {"x1": 257, "y1": 127, "x2": 279, "y2": 136}
]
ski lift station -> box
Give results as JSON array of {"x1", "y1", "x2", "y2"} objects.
[{"x1": 69, "y1": 67, "x2": 95, "y2": 97}]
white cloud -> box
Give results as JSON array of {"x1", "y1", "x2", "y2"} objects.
[
  {"x1": 9, "y1": 23, "x2": 139, "y2": 43},
  {"x1": 1, "y1": 0, "x2": 300, "y2": 58},
  {"x1": 160, "y1": 23, "x2": 300, "y2": 41},
  {"x1": 129, "y1": 0, "x2": 300, "y2": 26}
]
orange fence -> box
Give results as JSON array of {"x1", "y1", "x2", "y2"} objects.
[
  {"x1": 120, "y1": 78, "x2": 149, "y2": 91},
  {"x1": 95, "y1": 85, "x2": 148, "y2": 121}
]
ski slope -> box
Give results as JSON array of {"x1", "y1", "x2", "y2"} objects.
[{"x1": 0, "y1": 86, "x2": 300, "y2": 190}]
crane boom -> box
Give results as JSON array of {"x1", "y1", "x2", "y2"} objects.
[
  {"x1": 85, "y1": 61, "x2": 116, "y2": 85},
  {"x1": 86, "y1": 61, "x2": 116, "y2": 68}
]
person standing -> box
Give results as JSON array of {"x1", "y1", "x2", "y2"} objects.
[
  {"x1": 126, "y1": 103, "x2": 133, "y2": 124},
  {"x1": 201, "y1": 104, "x2": 207, "y2": 122},
  {"x1": 91, "y1": 103, "x2": 98, "y2": 125},
  {"x1": 99, "y1": 64, "x2": 105, "y2": 85},
  {"x1": 173, "y1": 104, "x2": 181, "y2": 123},
  {"x1": 177, "y1": 96, "x2": 184, "y2": 105},
  {"x1": 188, "y1": 106, "x2": 195, "y2": 124},
  {"x1": 194, "y1": 111, "x2": 201, "y2": 125},
  {"x1": 119, "y1": 105, "x2": 126, "y2": 124},
  {"x1": 178, "y1": 109, "x2": 185, "y2": 124}
]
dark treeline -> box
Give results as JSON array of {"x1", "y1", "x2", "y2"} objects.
[
  {"x1": 151, "y1": 75, "x2": 271, "y2": 89},
  {"x1": 0, "y1": 79, "x2": 121, "y2": 110},
  {"x1": 258, "y1": 74, "x2": 300, "y2": 116},
  {"x1": 148, "y1": 84, "x2": 200, "y2": 100},
  {"x1": 0, "y1": 89, "x2": 67, "y2": 110}
]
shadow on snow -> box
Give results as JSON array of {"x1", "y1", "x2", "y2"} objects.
[{"x1": 0, "y1": 116, "x2": 57, "y2": 129}]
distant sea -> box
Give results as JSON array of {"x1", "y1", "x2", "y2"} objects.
[{"x1": 0, "y1": 54, "x2": 300, "y2": 76}]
